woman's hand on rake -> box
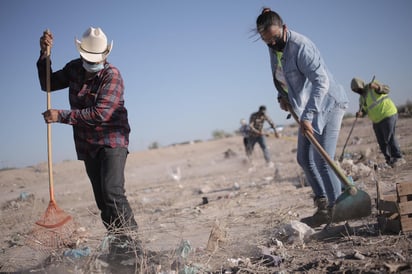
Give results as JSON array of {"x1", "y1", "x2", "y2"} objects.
[{"x1": 300, "y1": 120, "x2": 314, "y2": 136}]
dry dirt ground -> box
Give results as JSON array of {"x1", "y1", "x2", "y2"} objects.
[{"x1": 0, "y1": 116, "x2": 411, "y2": 273}]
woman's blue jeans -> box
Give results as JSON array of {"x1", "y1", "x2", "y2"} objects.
[{"x1": 297, "y1": 107, "x2": 345, "y2": 207}]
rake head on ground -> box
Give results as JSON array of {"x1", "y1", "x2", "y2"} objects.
[{"x1": 26, "y1": 200, "x2": 77, "y2": 251}]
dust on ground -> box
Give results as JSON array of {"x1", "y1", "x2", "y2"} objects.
[{"x1": 0, "y1": 116, "x2": 411, "y2": 273}]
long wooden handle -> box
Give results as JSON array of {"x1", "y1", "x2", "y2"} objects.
[
  {"x1": 373, "y1": 165, "x2": 381, "y2": 215},
  {"x1": 339, "y1": 116, "x2": 358, "y2": 162},
  {"x1": 45, "y1": 38, "x2": 55, "y2": 202},
  {"x1": 289, "y1": 108, "x2": 356, "y2": 190}
]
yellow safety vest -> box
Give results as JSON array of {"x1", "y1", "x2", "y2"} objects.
[{"x1": 360, "y1": 87, "x2": 397, "y2": 123}]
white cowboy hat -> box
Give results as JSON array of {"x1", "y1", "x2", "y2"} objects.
[{"x1": 75, "y1": 27, "x2": 113, "y2": 63}]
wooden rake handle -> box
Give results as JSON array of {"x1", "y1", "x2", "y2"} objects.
[
  {"x1": 338, "y1": 115, "x2": 358, "y2": 162},
  {"x1": 45, "y1": 30, "x2": 55, "y2": 202},
  {"x1": 288, "y1": 107, "x2": 357, "y2": 193}
]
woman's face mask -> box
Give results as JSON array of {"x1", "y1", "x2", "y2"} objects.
[
  {"x1": 261, "y1": 25, "x2": 286, "y2": 52},
  {"x1": 267, "y1": 29, "x2": 286, "y2": 51},
  {"x1": 82, "y1": 60, "x2": 104, "y2": 73},
  {"x1": 267, "y1": 33, "x2": 286, "y2": 51}
]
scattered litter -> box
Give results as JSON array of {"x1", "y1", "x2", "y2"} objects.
[
  {"x1": 282, "y1": 220, "x2": 315, "y2": 244},
  {"x1": 94, "y1": 258, "x2": 109, "y2": 269},
  {"x1": 176, "y1": 239, "x2": 192, "y2": 259},
  {"x1": 340, "y1": 159, "x2": 371, "y2": 177},
  {"x1": 336, "y1": 250, "x2": 346, "y2": 258},
  {"x1": 7, "y1": 233, "x2": 22, "y2": 247},
  {"x1": 233, "y1": 182, "x2": 240, "y2": 190},
  {"x1": 226, "y1": 257, "x2": 252, "y2": 273},
  {"x1": 258, "y1": 246, "x2": 283, "y2": 267},
  {"x1": 353, "y1": 251, "x2": 366, "y2": 260},
  {"x1": 178, "y1": 265, "x2": 199, "y2": 274},
  {"x1": 168, "y1": 166, "x2": 181, "y2": 182},
  {"x1": 273, "y1": 239, "x2": 284, "y2": 248},
  {"x1": 120, "y1": 257, "x2": 141, "y2": 266},
  {"x1": 255, "y1": 254, "x2": 282, "y2": 267},
  {"x1": 19, "y1": 192, "x2": 30, "y2": 200},
  {"x1": 100, "y1": 235, "x2": 115, "y2": 252},
  {"x1": 2, "y1": 192, "x2": 35, "y2": 210},
  {"x1": 227, "y1": 258, "x2": 244, "y2": 266},
  {"x1": 222, "y1": 191, "x2": 237, "y2": 199},
  {"x1": 341, "y1": 152, "x2": 353, "y2": 161},
  {"x1": 198, "y1": 183, "x2": 240, "y2": 194},
  {"x1": 198, "y1": 185, "x2": 211, "y2": 194},
  {"x1": 63, "y1": 247, "x2": 91, "y2": 258},
  {"x1": 170, "y1": 240, "x2": 196, "y2": 273},
  {"x1": 227, "y1": 247, "x2": 283, "y2": 269}
]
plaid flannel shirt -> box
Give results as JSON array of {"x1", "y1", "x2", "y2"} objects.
[
  {"x1": 37, "y1": 56, "x2": 130, "y2": 160},
  {"x1": 249, "y1": 112, "x2": 275, "y2": 137}
]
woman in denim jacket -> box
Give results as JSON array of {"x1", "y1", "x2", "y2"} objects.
[{"x1": 256, "y1": 8, "x2": 349, "y2": 224}]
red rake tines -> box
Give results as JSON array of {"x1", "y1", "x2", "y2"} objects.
[
  {"x1": 27, "y1": 200, "x2": 76, "y2": 251},
  {"x1": 36, "y1": 200, "x2": 73, "y2": 229}
]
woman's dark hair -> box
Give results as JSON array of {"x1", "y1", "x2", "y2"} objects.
[{"x1": 256, "y1": 7, "x2": 283, "y2": 33}]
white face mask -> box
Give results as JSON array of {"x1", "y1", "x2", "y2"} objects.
[{"x1": 82, "y1": 60, "x2": 104, "y2": 73}]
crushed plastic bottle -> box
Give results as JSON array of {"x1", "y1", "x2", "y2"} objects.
[{"x1": 63, "y1": 247, "x2": 91, "y2": 258}]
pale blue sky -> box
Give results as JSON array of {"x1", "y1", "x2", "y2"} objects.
[{"x1": 1, "y1": 0, "x2": 411, "y2": 168}]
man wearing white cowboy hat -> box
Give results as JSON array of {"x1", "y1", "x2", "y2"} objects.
[
  {"x1": 38, "y1": 27, "x2": 140, "y2": 258},
  {"x1": 75, "y1": 27, "x2": 113, "y2": 64}
]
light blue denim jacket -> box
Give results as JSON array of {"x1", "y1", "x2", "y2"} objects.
[{"x1": 269, "y1": 30, "x2": 349, "y2": 134}]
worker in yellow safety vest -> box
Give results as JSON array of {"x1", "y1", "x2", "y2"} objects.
[{"x1": 351, "y1": 77, "x2": 405, "y2": 167}]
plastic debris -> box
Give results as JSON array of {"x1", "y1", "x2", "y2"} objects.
[
  {"x1": 19, "y1": 192, "x2": 30, "y2": 200},
  {"x1": 100, "y1": 235, "x2": 115, "y2": 252},
  {"x1": 259, "y1": 246, "x2": 283, "y2": 267},
  {"x1": 177, "y1": 239, "x2": 192, "y2": 259},
  {"x1": 169, "y1": 166, "x2": 181, "y2": 182},
  {"x1": 353, "y1": 251, "x2": 365, "y2": 260},
  {"x1": 259, "y1": 254, "x2": 282, "y2": 267},
  {"x1": 336, "y1": 250, "x2": 346, "y2": 258},
  {"x1": 63, "y1": 247, "x2": 91, "y2": 258},
  {"x1": 179, "y1": 265, "x2": 199, "y2": 274}
]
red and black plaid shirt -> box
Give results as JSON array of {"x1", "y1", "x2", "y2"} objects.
[{"x1": 37, "y1": 56, "x2": 130, "y2": 160}]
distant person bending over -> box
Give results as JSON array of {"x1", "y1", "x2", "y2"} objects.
[
  {"x1": 351, "y1": 77, "x2": 405, "y2": 167},
  {"x1": 247, "y1": 105, "x2": 278, "y2": 167},
  {"x1": 239, "y1": 119, "x2": 251, "y2": 156},
  {"x1": 255, "y1": 8, "x2": 349, "y2": 224},
  {"x1": 38, "y1": 27, "x2": 140, "y2": 257}
]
